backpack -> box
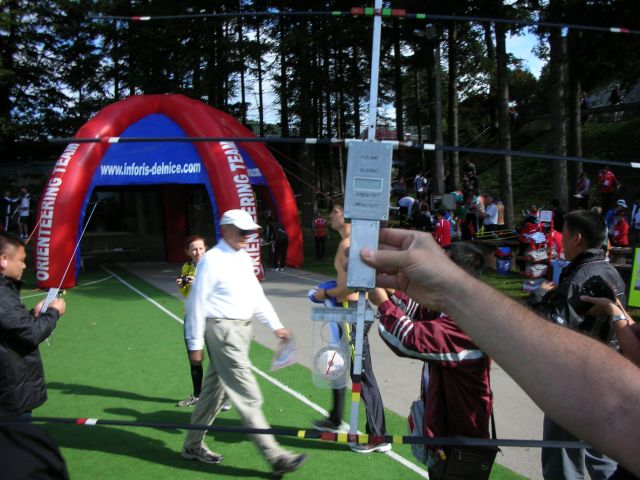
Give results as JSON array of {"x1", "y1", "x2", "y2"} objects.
[
  {"x1": 407, "y1": 397, "x2": 428, "y2": 464},
  {"x1": 407, "y1": 382, "x2": 498, "y2": 479}
]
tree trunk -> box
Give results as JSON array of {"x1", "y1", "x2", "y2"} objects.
[
  {"x1": 549, "y1": 27, "x2": 568, "y2": 211},
  {"x1": 298, "y1": 20, "x2": 315, "y2": 228},
  {"x1": 352, "y1": 44, "x2": 360, "y2": 137},
  {"x1": 412, "y1": 67, "x2": 425, "y2": 171},
  {"x1": 447, "y1": 23, "x2": 460, "y2": 191},
  {"x1": 0, "y1": 0, "x2": 18, "y2": 155},
  {"x1": 237, "y1": 21, "x2": 247, "y2": 125},
  {"x1": 323, "y1": 44, "x2": 332, "y2": 137},
  {"x1": 311, "y1": 20, "x2": 320, "y2": 137},
  {"x1": 256, "y1": 21, "x2": 264, "y2": 136},
  {"x1": 425, "y1": 30, "x2": 445, "y2": 194},
  {"x1": 299, "y1": 143, "x2": 316, "y2": 228},
  {"x1": 279, "y1": 21, "x2": 289, "y2": 138},
  {"x1": 337, "y1": 48, "x2": 347, "y2": 139},
  {"x1": 567, "y1": 30, "x2": 583, "y2": 190},
  {"x1": 484, "y1": 22, "x2": 498, "y2": 136},
  {"x1": 393, "y1": 19, "x2": 404, "y2": 141},
  {"x1": 495, "y1": 22, "x2": 514, "y2": 229}
]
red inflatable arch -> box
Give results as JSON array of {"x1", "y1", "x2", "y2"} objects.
[{"x1": 35, "y1": 94, "x2": 302, "y2": 289}]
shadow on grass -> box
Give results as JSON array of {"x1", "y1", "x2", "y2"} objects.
[
  {"x1": 42, "y1": 423, "x2": 274, "y2": 478},
  {"x1": 100, "y1": 408, "x2": 349, "y2": 453},
  {"x1": 41, "y1": 410, "x2": 346, "y2": 478},
  {"x1": 47, "y1": 382, "x2": 176, "y2": 404}
]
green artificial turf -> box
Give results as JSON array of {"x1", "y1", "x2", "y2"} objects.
[{"x1": 20, "y1": 266, "x2": 524, "y2": 479}]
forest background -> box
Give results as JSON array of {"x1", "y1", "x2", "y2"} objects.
[{"x1": 2, "y1": 0, "x2": 640, "y2": 228}]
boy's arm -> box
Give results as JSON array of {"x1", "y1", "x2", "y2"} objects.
[{"x1": 325, "y1": 238, "x2": 354, "y2": 301}]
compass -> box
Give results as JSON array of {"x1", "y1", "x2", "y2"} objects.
[{"x1": 313, "y1": 346, "x2": 348, "y2": 381}]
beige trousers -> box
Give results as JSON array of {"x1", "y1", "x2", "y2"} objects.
[{"x1": 183, "y1": 318, "x2": 287, "y2": 463}]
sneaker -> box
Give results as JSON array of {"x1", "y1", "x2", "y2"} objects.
[
  {"x1": 176, "y1": 394, "x2": 199, "y2": 407},
  {"x1": 312, "y1": 418, "x2": 347, "y2": 433},
  {"x1": 271, "y1": 453, "x2": 307, "y2": 475},
  {"x1": 350, "y1": 442, "x2": 392, "y2": 454},
  {"x1": 221, "y1": 400, "x2": 232, "y2": 411},
  {"x1": 181, "y1": 445, "x2": 223, "y2": 464}
]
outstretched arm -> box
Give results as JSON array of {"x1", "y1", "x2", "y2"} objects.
[{"x1": 360, "y1": 228, "x2": 640, "y2": 476}]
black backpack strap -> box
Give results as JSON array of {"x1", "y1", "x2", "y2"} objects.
[
  {"x1": 491, "y1": 409, "x2": 497, "y2": 440},
  {"x1": 490, "y1": 390, "x2": 498, "y2": 445}
]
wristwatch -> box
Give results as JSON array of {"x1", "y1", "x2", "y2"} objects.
[{"x1": 611, "y1": 314, "x2": 628, "y2": 323}]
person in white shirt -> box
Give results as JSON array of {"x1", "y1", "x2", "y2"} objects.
[
  {"x1": 181, "y1": 209, "x2": 306, "y2": 475},
  {"x1": 483, "y1": 195, "x2": 499, "y2": 232},
  {"x1": 397, "y1": 195, "x2": 417, "y2": 222},
  {"x1": 17, "y1": 187, "x2": 30, "y2": 240}
]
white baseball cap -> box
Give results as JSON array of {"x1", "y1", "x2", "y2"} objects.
[
  {"x1": 219, "y1": 209, "x2": 261, "y2": 230},
  {"x1": 617, "y1": 199, "x2": 628, "y2": 208}
]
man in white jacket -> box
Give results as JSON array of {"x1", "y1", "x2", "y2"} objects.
[{"x1": 181, "y1": 209, "x2": 306, "y2": 476}]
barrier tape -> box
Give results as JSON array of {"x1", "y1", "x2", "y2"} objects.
[
  {"x1": 47, "y1": 135, "x2": 640, "y2": 169},
  {"x1": 0, "y1": 416, "x2": 588, "y2": 449},
  {"x1": 89, "y1": 10, "x2": 640, "y2": 36}
]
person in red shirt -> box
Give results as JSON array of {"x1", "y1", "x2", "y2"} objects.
[
  {"x1": 613, "y1": 209, "x2": 629, "y2": 246},
  {"x1": 368, "y1": 242, "x2": 492, "y2": 479},
  {"x1": 542, "y1": 222, "x2": 563, "y2": 259},
  {"x1": 312, "y1": 211, "x2": 328, "y2": 260},
  {"x1": 598, "y1": 166, "x2": 618, "y2": 212},
  {"x1": 516, "y1": 214, "x2": 539, "y2": 271},
  {"x1": 434, "y1": 208, "x2": 451, "y2": 248}
]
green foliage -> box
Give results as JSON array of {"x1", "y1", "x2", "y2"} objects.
[{"x1": 478, "y1": 111, "x2": 640, "y2": 215}]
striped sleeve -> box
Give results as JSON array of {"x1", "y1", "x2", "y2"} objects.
[{"x1": 377, "y1": 299, "x2": 485, "y2": 363}]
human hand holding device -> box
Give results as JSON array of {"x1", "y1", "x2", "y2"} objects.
[{"x1": 569, "y1": 275, "x2": 616, "y2": 315}]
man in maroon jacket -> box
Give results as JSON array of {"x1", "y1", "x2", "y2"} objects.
[{"x1": 369, "y1": 242, "x2": 492, "y2": 479}]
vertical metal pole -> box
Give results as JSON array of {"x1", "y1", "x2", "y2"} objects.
[
  {"x1": 366, "y1": 0, "x2": 383, "y2": 142},
  {"x1": 349, "y1": 0, "x2": 383, "y2": 440},
  {"x1": 348, "y1": 294, "x2": 367, "y2": 436}
]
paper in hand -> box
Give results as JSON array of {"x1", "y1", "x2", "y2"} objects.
[{"x1": 271, "y1": 338, "x2": 297, "y2": 371}]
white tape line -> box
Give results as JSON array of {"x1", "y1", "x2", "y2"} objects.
[
  {"x1": 101, "y1": 266, "x2": 184, "y2": 324},
  {"x1": 276, "y1": 269, "x2": 327, "y2": 285},
  {"x1": 108, "y1": 266, "x2": 429, "y2": 478},
  {"x1": 21, "y1": 276, "x2": 114, "y2": 300}
]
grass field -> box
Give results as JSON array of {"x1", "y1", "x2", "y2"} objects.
[{"x1": 19, "y1": 265, "x2": 526, "y2": 479}]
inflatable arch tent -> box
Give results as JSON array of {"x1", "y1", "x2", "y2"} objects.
[{"x1": 35, "y1": 94, "x2": 302, "y2": 289}]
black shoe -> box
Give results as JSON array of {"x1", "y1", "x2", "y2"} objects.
[{"x1": 271, "y1": 453, "x2": 307, "y2": 475}]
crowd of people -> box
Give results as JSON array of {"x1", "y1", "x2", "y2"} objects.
[
  {"x1": 305, "y1": 190, "x2": 640, "y2": 479},
  {"x1": 295, "y1": 163, "x2": 640, "y2": 479},
  {"x1": 393, "y1": 189, "x2": 505, "y2": 248},
  {"x1": 4, "y1": 160, "x2": 640, "y2": 479}
]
